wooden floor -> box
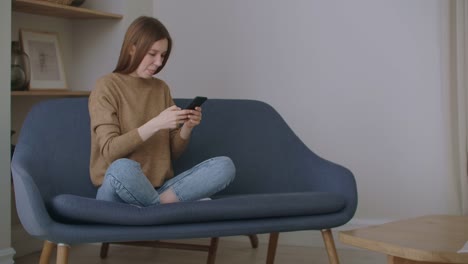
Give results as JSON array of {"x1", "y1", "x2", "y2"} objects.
[{"x1": 14, "y1": 239, "x2": 385, "y2": 264}]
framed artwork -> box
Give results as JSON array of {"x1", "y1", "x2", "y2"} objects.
[{"x1": 20, "y1": 29, "x2": 67, "y2": 90}]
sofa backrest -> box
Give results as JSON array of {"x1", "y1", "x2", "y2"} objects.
[
  {"x1": 173, "y1": 99, "x2": 322, "y2": 196},
  {"x1": 13, "y1": 98, "x2": 324, "y2": 203},
  {"x1": 13, "y1": 98, "x2": 95, "y2": 202}
]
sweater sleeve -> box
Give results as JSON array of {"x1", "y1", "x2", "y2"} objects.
[
  {"x1": 170, "y1": 128, "x2": 189, "y2": 159},
  {"x1": 89, "y1": 79, "x2": 143, "y2": 164}
]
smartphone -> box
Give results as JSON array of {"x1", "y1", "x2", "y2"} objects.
[{"x1": 185, "y1": 96, "x2": 207, "y2": 110}]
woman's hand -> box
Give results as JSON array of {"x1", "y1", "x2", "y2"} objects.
[
  {"x1": 183, "y1": 107, "x2": 202, "y2": 129},
  {"x1": 179, "y1": 107, "x2": 202, "y2": 139},
  {"x1": 138, "y1": 105, "x2": 189, "y2": 141},
  {"x1": 154, "y1": 105, "x2": 190, "y2": 129}
]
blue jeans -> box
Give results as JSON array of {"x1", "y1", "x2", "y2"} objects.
[{"x1": 96, "y1": 156, "x2": 235, "y2": 207}]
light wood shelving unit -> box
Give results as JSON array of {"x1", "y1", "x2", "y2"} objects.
[
  {"x1": 11, "y1": 0, "x2": 122, "y2": 96},
  {"x1": 12, "y1": 90, "x2": 90, "y2": 97},
  {"x1": 11, "y1": 0, "x2": 123, "y2": 257},
  {"x1": 12, "y1": 0, "x2": 122, "y2": 20}
]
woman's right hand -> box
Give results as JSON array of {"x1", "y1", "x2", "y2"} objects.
[
  {"x1": 138, "y1": 105, "x2": 189, "y2": 141},
  {"x1": 153, "y1": 105, "x2": 189, "y2": 130}
]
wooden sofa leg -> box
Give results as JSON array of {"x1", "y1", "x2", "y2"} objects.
[
  {"x1": 321, "y1": 229, "x2": 340, "y2": 264},
  {"x1": 206, "y1": 237, "x2": 219, "y2": 264},
  {"x1": 56, "y1": 243, "x2": 70, "y2": 264},
  {"x1": 266, "y1": 232, "x2": 279, "y2": 264},
  {"x1": 248, "y1": 234, "x2": 259, "y2": 248},
  {"x1": 100, "y1": 242, "x2": 110, "y2": 258},
  {"x1": 39, "y1": 240, "x2": 55, "y2": 264}
]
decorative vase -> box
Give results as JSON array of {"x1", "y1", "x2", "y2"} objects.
[{"x1": 11, "y1": 41, "x2": 31, "y2": 91}]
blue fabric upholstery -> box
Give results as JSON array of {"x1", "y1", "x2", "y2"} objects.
[
  {"x1": 50, "y1": 192, "x2": 345, "y2": 225},
  {"x1": 11, "y1": 98, "x2": 357, "y2": 245}
]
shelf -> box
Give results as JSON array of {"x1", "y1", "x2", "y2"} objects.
[
  {"x1": 12, "y1": 90, "x2": 90, "y2": 97},
  {"x1": 12, "y1": 0, "x2": 123, "y2": 19}
]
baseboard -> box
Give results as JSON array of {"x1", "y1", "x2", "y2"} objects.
[
  {"x1": 221, "y1": 218, "x2": 392, "y2": 249},
  {"x1": 11, "y1": 224, "x2": 43, "y2": 258},
  {"x1": 0, "y1": 247, "x2": 15, "y2": 264}
]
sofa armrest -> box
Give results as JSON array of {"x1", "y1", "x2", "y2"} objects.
[{"x1": 11, "y1": 164, "x2": 53, "y2": 238}]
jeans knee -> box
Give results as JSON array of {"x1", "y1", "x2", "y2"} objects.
[
  {"x1": 109, "y1": 158, "x2": 138, "y2": 168},
  {"x1": 214, "y1": 156, "x2": 236, "y2": 183},
  {"x1": 106, "y1": 158, "x2": 140, "y2": 181}
]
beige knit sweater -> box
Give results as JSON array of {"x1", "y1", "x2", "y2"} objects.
[{"x1": 88, "y1": 73, "x2": 189, "y2": 187}]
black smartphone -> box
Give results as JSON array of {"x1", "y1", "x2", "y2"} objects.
[{"x1": 185, "y1": 96, "x2": 207, "y2": 110}]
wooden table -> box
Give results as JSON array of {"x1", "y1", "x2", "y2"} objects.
[{"x1": 339, "y1": 215, "x2": 468, "y2": 264}]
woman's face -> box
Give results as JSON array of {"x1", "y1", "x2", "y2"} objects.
[{"x1": 131, "y1": 38, "x2": 168, "y2": 79}]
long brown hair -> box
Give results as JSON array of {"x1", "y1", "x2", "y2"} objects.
[{"x1": 113, "y1": 16, "x2": 172, "y2": 74}]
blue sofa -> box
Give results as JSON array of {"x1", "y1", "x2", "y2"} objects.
[{"x1": 11, "y1": 97, "x2": 357, "y2": 264}]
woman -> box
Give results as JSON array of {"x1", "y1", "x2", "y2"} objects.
[{"x1": 88, "y1": 16, "x2": 235, "y2": 206}]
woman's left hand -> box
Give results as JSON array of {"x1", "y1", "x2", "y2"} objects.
[{"x1": 183, "y1": 107, "x2": 202, "y2": 129}]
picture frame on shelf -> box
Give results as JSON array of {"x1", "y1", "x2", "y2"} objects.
[{"x1": 19, "y1": 29, "x2": 67, "y2": 90}]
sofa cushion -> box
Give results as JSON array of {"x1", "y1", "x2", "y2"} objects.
[{"x1": 49, "y1": 192, "x2": 345, "y2": 226}]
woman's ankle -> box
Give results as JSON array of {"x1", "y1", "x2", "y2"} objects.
[{"x1": 159, "y1": 188, "x2": 180, "y2": 204}]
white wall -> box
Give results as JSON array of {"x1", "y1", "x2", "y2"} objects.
[
  {"x1": 154, "y1": 0, "x2": 459, "y2": 221},
  {"x1": 0, "y1": 1, "x2": 14, "y2": 263}
]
